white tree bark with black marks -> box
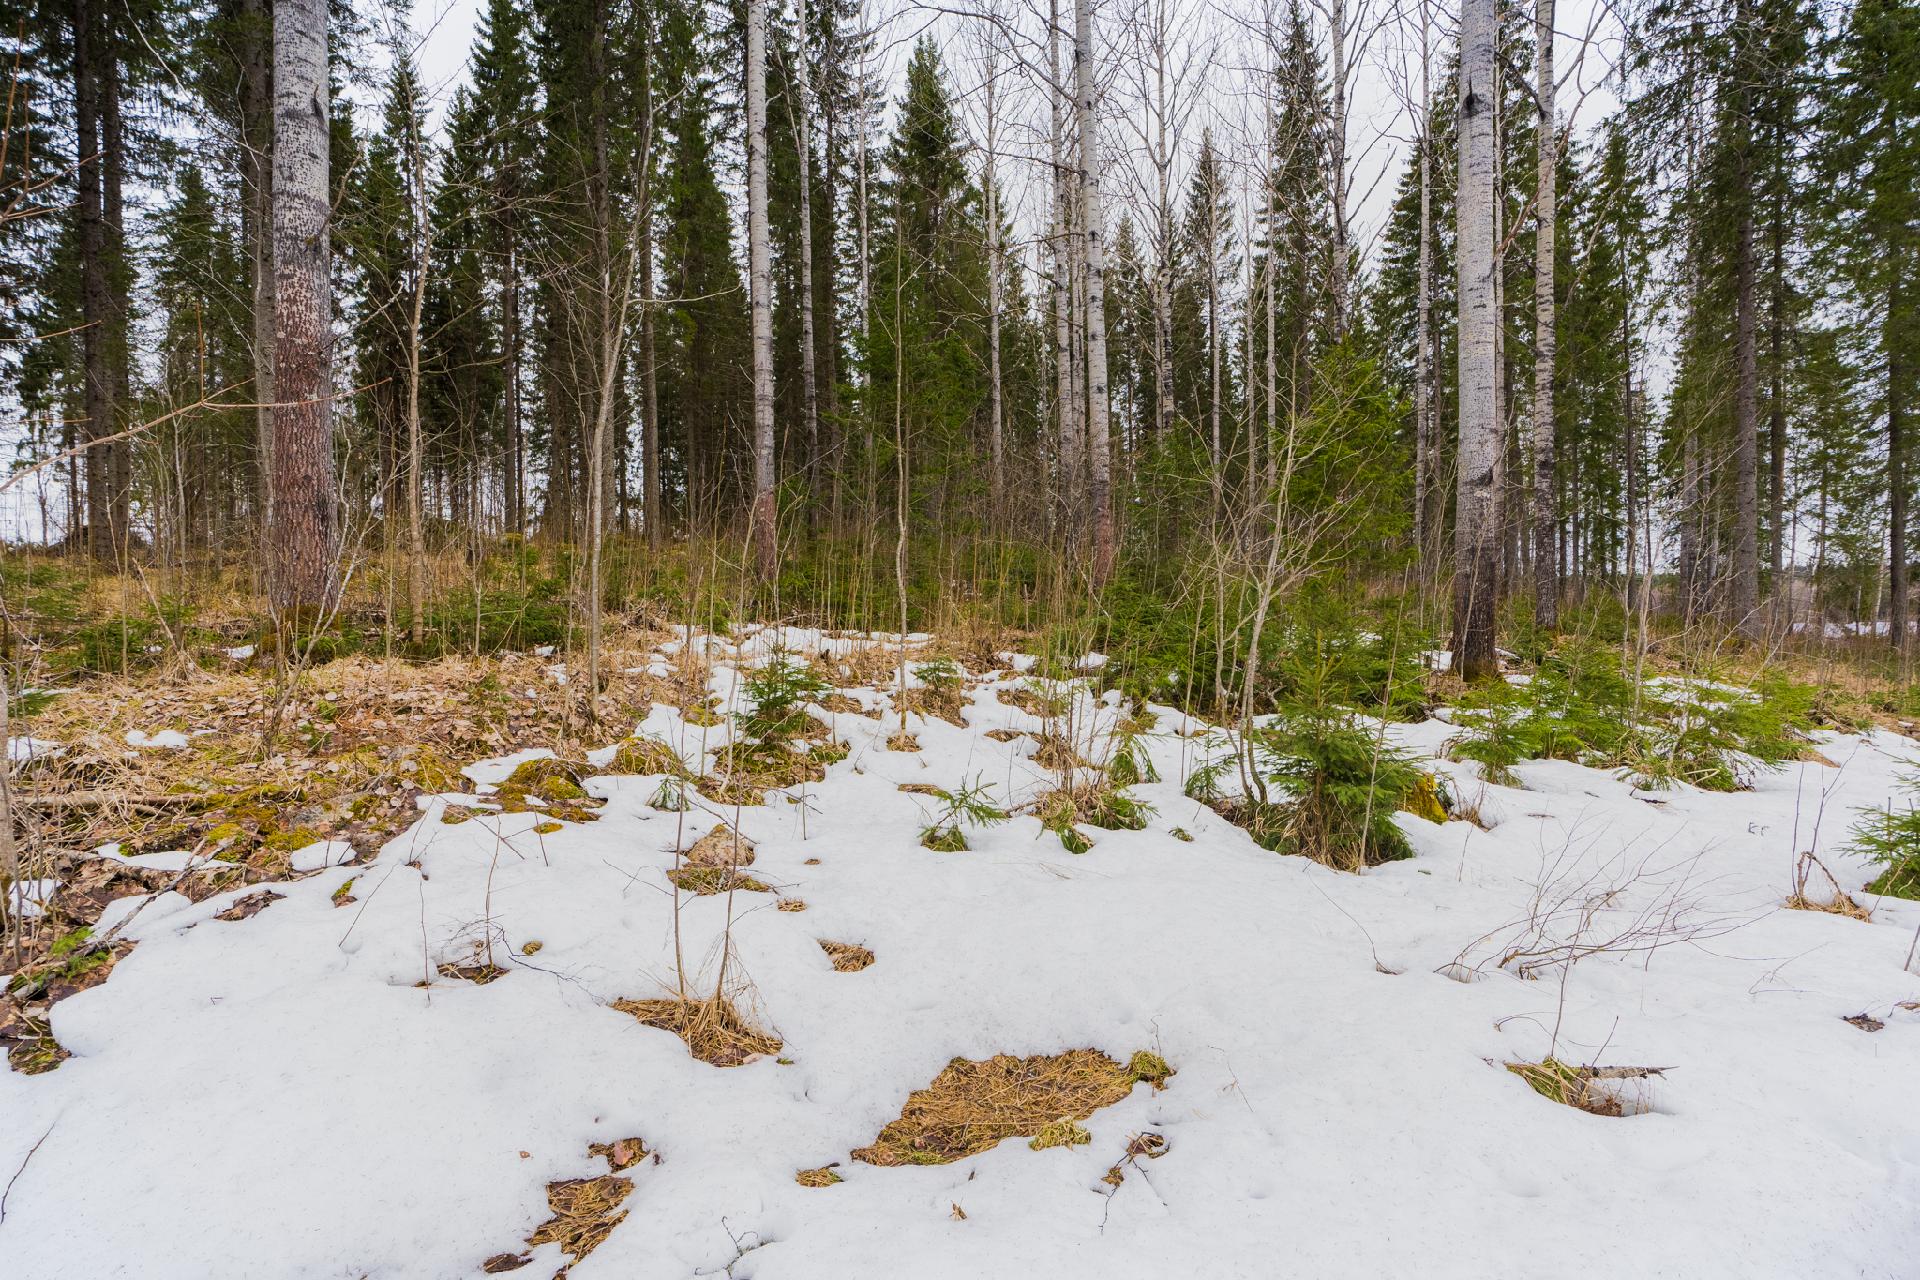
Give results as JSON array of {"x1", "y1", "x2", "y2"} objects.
[
  {"x1": 746, "y1": 0, "x2": 778, "y2": 579},
  {"x1": 1451, "y1": 0, "x2": 1499, "y2": 681},
  {"x1": 1075, "y1": 0, "x2": 1115, "y2": 582},
  {"x1": 1531, "y1": 0, "x2": 1558, "y2": 629},
  {"x1": 269, "y1": 0, "x2": 335, "y2": 613}
]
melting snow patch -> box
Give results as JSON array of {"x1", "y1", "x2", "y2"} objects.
[
  {"x1": 287, "y1": 840, "x2": 356, "y2": 872},
  {"x1": 124, "y1": 728, "x2": 189, "y2": 750}
]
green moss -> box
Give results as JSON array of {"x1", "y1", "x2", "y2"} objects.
[
  {"x1": 920, "y1": 825, "x2": 968, "y2": 852},
  {"x1": 1028, "y1": 1119, "x2": 1091, "y2": 1151},
  {"x1": 1126, "y1": 1051, "x2": 1174, "y2": 1088}
]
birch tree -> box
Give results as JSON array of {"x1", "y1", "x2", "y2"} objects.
[
  {"x1": 1452, "y1": 0, "x2": 1498, "y2": 680},
  {"x1": 1531, "y1": 0, "x2": 1558, "y2": 628},
  {"x1": 1076, "y1": 0, "x2": 1116, "y2": 582},
  {"x1": 747, "y1": 0, "x2": 778, "y2": 579}
]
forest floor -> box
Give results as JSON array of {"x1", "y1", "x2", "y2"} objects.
[{"x1": 2, "y1": 625, "x2": 1919, "y2": 1278}]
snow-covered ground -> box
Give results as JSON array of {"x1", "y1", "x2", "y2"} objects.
[{"x1": 4, "y1": 634, "x2": 1919, "y2": 1279}]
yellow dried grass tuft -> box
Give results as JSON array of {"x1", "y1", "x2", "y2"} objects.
[
  {"x1": 851, "y1": 1049, "x2": 1172, "y2": 1167},
  {"x1": 818, "y1": 940, "x2": 875, "y2": 972},
  {"x1": 610, "y1": 994, "x2": 781, "y2": 1067}
]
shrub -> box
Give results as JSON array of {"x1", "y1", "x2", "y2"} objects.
[
  {"x1": 1241, "y1": 711, "x2": 1428, "y2": 870},
  {"x1": 1848, "y1": 779, "x2": 1920, "y2": 901}
]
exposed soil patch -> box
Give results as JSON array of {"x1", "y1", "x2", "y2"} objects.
[
  {"x1": 819, "y1": 940, "x2": 875, "y2": 972},
  {"x1": 852, "y1": 1049, "x2": 1173, "y2": 1166},
  {"x1": 684, "y1": 823, "x2": 754, "y2": 867},
  {"x1": 610, "y1": 994, "x2": 781, "y2": 1067},
  {"x1": 436, "y1": 962, "x2": 509, "y2": 985},
  {"x1": 214, "y1": 889, "x2": 283, "y2": 921}
]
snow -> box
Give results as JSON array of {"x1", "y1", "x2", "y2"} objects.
[
  {"x1": 287, "y1": 840, "x2": 357, "y2": 873},
  {"x1": 3, "y1": 644, "x2": 1919, "y2": 1279},
  {"x1": 124, "y1": 728, "x2": 189, "y2": 750},
  {"x1": 7, "y1": 735, "x2": 62, "y2": 762},
  {"x1": 224, "y1": 644, "x2": 256, "y2": 660}
]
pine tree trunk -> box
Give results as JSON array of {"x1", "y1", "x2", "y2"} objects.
[
  {"x1": 1451, "y1": 0, "x2": 1499, "y2": 682},
  {"x1": 746, "y1": 0, "x2": 778, "y2": 579},
  {"x1": 269, "y1": 0, "x2": 335, "y2": 613},
  {"x1": 101, "y1": 17, "x2": 130, "y2": 550},
  {"x1": 73, "y1": 0, "x2": 112, "y2": 558},
  {"x1": 1531, "y1": 0, "x2": 1558, "y2": 630},
  {"x1": 1729, "y1": 0, "x2": 1761, "y2": 637},
  {"x1": 1075, "y1": 0, "x2": 1115, "y2": 583}
]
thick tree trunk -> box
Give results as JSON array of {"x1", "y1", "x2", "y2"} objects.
[
  {"x1": 1075, "y1": 0, "x2": 1115, "y2": 583},
  {"x1": 746, "y1": 0, "x2": 778, "y2": 579},
  {"x1": 73, "y1": 0, "x2": 111, "y2": 558},
  {"x1": 1451, "y1": 0, "x2": 1499, "y2": 682},
  {"x1": 101, "y1": 19, "x2": 130, "y2": 549},
  {"x1": 1531, "y1": 0, "x2": 1558, "y2": 629},
  {"x1": 269, "y1": 0, "x2": 335, "y2": 613}
]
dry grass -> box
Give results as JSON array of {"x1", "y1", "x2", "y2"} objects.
[
  {"x1": 851, "y1": 1049, "x2": 1173, "y2": 1167},
  {"x1": 603, "y1": 736, "x2": 687, "y2": 777},
  {"x1": 885, "y1": 731, "x2": 921, "y2": 752},
  {"x1": 819, "y1": 940, "x2": 875, "y2": 972},
  {"x1": 776, "y1": 898, "x2": 808, "y2": 912},
  {"x1": 814, "y1": 692, "x2": 875, "y2": 718},
  {"x1": 610, "y1": 994, "x2": 781, "y2": 1067},
  {"x1": 795, "y1": 1166, "x2": 843, "y2": 1187},
  {"x1": 1784, "y1": 891, "x2": 1873, "y2": 922},
  {"x1": 666, "y1": 866, "x2": 771, "y2": 895},
  {"x1": 996, "y1": 684, "x2": 1069, "y2": 718},
  {"x1": 895, "y1": 687, "x2": 968, "y2": 727},
  {"x1": 1030, "y1": 731, "x2": 1086, "y2": 772},
  {"x1": 523, "y1": 1174, "x2": 634, "y2": 1264},
  {"x1": 1505, "y1": 1059, "x2": 1665, "y2": 1117}
]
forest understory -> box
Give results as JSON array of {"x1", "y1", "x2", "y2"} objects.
[{"x1": 2, "y1": 554, "x2": 1920, "y2": 1277}]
